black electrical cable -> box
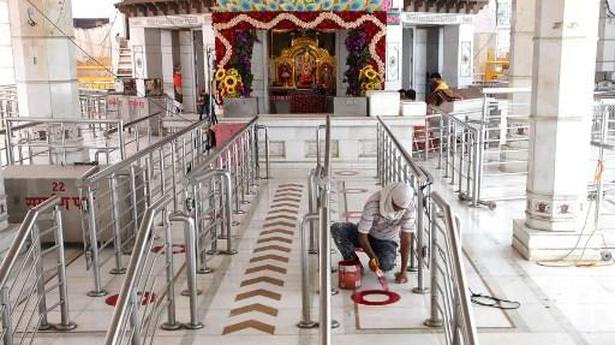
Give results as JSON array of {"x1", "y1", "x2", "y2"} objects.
[{"x1": 469, "y1": 288, "x2": 520, "y2": 310}]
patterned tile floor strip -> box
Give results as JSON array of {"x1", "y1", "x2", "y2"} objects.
[{"x1": 222, "y1": 183, "x2": 305, "y2": 335}]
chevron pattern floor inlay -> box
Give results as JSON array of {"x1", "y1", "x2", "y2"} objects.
[{"x1": 222, "y1": 183, "x2": 304, "y2": 335}]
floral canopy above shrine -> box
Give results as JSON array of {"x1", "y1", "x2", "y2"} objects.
[
  {"x1": 212, "y1": 11, "x2": 387, "y2": 77},
  {"x1": 214, "y1": 0, "x2": 389, "y2": 12}
]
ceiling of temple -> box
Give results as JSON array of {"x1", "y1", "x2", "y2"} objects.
[
  {"x1": 116, "y1": 0, "x2": 488, "y2": 17},
  {"x1": 404, "y1": 0, "x2": 488, "y2": 14},
  {"x1": 116, "y1": 0, "x2": 214, "y2": 17}
]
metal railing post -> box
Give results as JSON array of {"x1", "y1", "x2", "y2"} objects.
[
  {"x1": 169, "y1": 212, "x2": 204, "y2": 329},
  {"x1": 53, "y1": 206, "x2": 78, "y2": 330},
  {"x1": 86, "y1": 187, "x2": 107, "y2": 297},
  {"x1": 161, "y1": 211, "x2": 181, "y2": 331},
  {"x1": 471, "y1": 131, "x2": 481, "y2": 207},
  {"x1": 129, "y1": 165, "x2": 140, "y2": 233},
  {"x1": 263, "y1": 125, "x2": 270, "y2": 179},
  {"x1": 118, "y1": 120, "x2": 126, "y2": 160},
  {"x1": 109, "y1": 174, "x2": 126, "y2": 275},
  {"x1": 34, "y1": 223, "x2": 51, "y2": 330},
  {"x1": 298, "y1": 213, "x2": 319, "y2": 329},
  {"x1": 307, "y1": 170, "x2": 318, "y2": 254},
  {"x1": 171, "y1": 140, "x2": 179, "y2": 212},
  {"x1": 412, "y1": 186, "x2": 428, "y2": 294},
  {"x1": 1, "y1": 287, "x2": 13, "y2": 345},
  {"x1": 220, "y1": 171, "x2": 238, "y2": 255},
  {"x1": 129, "y1": 289, "x2": 142, "y2": 345},
  {"x1": 424, "y1": 210, "x2": 443, "y2": 327}
]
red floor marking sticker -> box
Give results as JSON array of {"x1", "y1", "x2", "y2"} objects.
[
  {"x1": 105, "y1": 291, "x2": 157, "y2": 306},
  {"x1": 351, "y1": 290, "x2": 401, "y2": 306},
  {"x1": 151, "y1": 244, "x2": 186, "y2": 254}
]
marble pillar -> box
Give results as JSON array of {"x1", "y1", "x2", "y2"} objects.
[
  {"x1": 513, "y1": 0, "x2": 601, "y2": 260},
  {"x1": 596, "y1": 1, "x2": 615, "y2": 81},
  {"x1": 508, "y1": 0, "x2": 535, "y2": 115},
  {"x1": 0, "y1": 0, "x2": 14, "y2": 85},
  {"x1": 8, "y1": 0, "x2": 80, "y2": 118}
]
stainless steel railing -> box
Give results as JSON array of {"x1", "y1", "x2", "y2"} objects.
[
  {"x1": 318, "y1": 114, "x2": 333, "y2": 345},
  {"x1": 79, "y1": 90, "x2": 109, "y2": 121},
  {"x1": 4, "y1": 117, "x2": 129, "y2": 166},
  {"x1": 81, "y1": 116, "x2": 270, "y2": 297},
  {"x1": 590, "y1": 102, "x2": 615, "y2": 232},
  {"x1": 425, "y1": 87, "x2": 531, "y2": 209},
  {"x1": 425, "y1": 192, "x2": 479, "y2": 345},
  {"x1": 79, "y1": 119, "x2": 211, "y2": 297},
  {"x1": 377, "y1": 116, "x2": 433, "y2": 294},
  {"x1": 3, "y1": 111, "x2": 168, "y2": 167},
  {"x1": 0, "y1": 195, "x2": 77, "y2": 345},
  {"x1": 0, "y1": 85, "x2": 18, "y2": 127},
  {"x1": 186, "y1": 117, "x2": 270, "y2": 265},
  {"x1": 298, "y1": 116, "x2": 336, "y2": 343},
  {"x1": 103, "y1": 194, "x2": 202, "y2": 345}
]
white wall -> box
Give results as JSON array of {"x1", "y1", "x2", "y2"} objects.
[
  {"x1": 179, "y1": 30, "x2": 195, "y2": 112},
  {"x1": 385, "y1": 24, "x2": 403, "y2": 91},
  {"x1": 72, "y1": 0, "x2": 117, "y2": 18},
  {"x1": 161, "y1": 30, "x2": 175, "y2": 97},
  {"x1": 442, "y1": 23, "x2": 474, "y2": 88},
  {"x1": 0, "y1": 0, "x2": 14, "y2": 85}
]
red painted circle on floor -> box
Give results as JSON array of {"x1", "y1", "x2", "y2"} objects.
[
  {"x1": 105, "y1": 291, "x2": 157, "y2": 306},
  {"x1": 351, "y1": 290, "x2": 401, "y2": 306},
  {"x1": 151, "y1": 244, "x2": 186, "y2": 254}
]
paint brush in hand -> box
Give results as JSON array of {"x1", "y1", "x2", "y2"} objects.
[{"x1": 375, "y1": 269, "x2": 389, "y2": 291}]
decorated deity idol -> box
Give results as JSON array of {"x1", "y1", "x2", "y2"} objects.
[{"x1": 297, "y1": 51, "x2": 315, "y2": 87}]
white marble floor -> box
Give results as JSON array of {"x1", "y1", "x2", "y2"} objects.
[{"x1": 24, "y1": 163, "x2": 615, "y2": 345}]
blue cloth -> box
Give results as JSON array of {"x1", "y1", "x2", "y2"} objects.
[{"x1": 331, "y1": 222, "x2": 398, "y2": 272}]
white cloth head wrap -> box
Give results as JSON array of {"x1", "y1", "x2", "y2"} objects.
[{"x1": 379, "y1": 182, "x2": 415, "y2": 221}]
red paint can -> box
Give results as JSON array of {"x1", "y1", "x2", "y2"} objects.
[{"x1": 338, "y1": 260, "x2": 362, "y2": 290}]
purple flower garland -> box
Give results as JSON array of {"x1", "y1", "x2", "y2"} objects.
[
  {"x1": 231, "y1": 30, "x2": 258, "y2": 97},
  {"x1": 343, "y1": 30, "x2": 371, "y2": 96}
]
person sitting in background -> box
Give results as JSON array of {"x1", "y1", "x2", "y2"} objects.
[
  {"x1": 331, "y1": 182, "x2": 415, "y2": 284},
  {"x1": 426, "y1": 73, "x2": 461, "y2": 106}
]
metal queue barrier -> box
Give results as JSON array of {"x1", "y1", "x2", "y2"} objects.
[
  {"x1": 0, "y1": 85, "x2": 18, "y2": 127},
  {"x1": 186, "y1": 117, "x2": 270, "y2": 269},
  {"x1": 425, "y1": 88, "x2": 531, "y2": 209},
  {"x1": 79, "y1": 90, "x2": 109, "y2": 121},
  {"x1": 377, "y1": 117, "x2": 480, "y2": 344},
  {"x1": 591, "y1": 102, "x2": 615, "y2": 232},
  {"x1": 425, "y1": 192, "x2": 479, "y2": 345},
  {"x1": 80, "y1": 116, "x2": 270, "y2": 297},
  {"x1": 103, "y1": 195, "x2": 202, "y2": 345},
  {"x1": 377, "y1": 116, "x2": 432, "y2": 294},
  {"x1": 79, "y1": 119, "x2": 210, "y2": 297},
  {"x1": 103, "y1": 117, "x2": 270, "y2": 344},
  {"x1": 0, "y1": 196, "x2": 77, "y2": 345},
  {"x1": 298, "y1": 116, "x2": 337, "y2": 345},
  {"x1": 3, "y1": 113, "x2": 167, "y2": 167},
  {"x1": 318, "y1": 115, "x2": 334, "y2": 345}
]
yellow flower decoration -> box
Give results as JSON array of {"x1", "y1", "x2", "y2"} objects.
[
  {"x1": 359, "y1": 64, "x2": 382, "y2": 95},
  {"x1": 364, "y1": 68, "x2": 377, "y2": 80},
  {"x1": 215, "y1": 67, "x2": 244, "y2": 99},
  {"x1": 215, "y1": 68, "x2": 226, "y2": 81},
  {"x1": 224, "y1": 75, "x2": 238, "y2": 87},
  {"x1": 227, "y1": 68, "x2": 239, "y2": 77}
]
